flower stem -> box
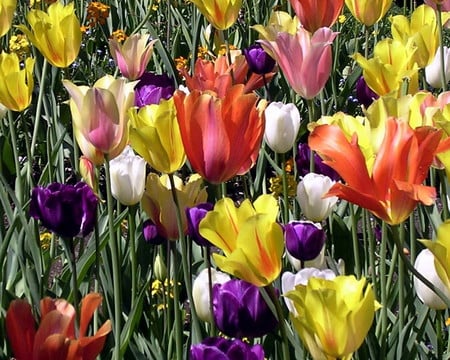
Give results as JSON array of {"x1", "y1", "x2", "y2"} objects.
[
  {"x1": 170, "y1": 242, "x2": 183, "y2": 360},
  {"x1": 7, "y1": 110, "x2": 22, "y2": 205},
  {"x1": 281, "y1": 153, "x2": 289, "y2": 223},
  {"x1": 31, "y1": 59, "x2": 48, "y2": 158},
  {"x1": 129, "y1": 205, "x2": 138, "y2": 309},
  {"x1": 436, "y1": 4, "x2": 447, "y2": 91},
  {"x1": 63, "y1": 237, "x2": 80, "y2": 332}
]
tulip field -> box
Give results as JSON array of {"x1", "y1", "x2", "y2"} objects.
[{"x1": 3, "y1": 0, "x2": 450, "y2": 359}]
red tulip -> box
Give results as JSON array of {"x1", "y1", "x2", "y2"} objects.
[{"x1": 289, "y1": 0, "x2": 344, "y2": 33}]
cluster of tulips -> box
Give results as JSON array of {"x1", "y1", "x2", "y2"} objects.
[{"x1": 2, "y1": 0, "x2": 450, "y2": 359}]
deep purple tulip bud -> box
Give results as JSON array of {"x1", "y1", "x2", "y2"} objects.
[
  {"x1": 355, "y1": 76, "x2": 378, "y2": 108},
  {"x1": 186, "y1": 202, "x2": 214, "y2": 246},
  {"x1": 296, "y1": 143, "x2": 340, "y2": 181},
  {"x1": 134, "y1": 72, "x2": 175, "y2": 107},
  {"x1": 284, "y1": 221, "x2": 326, "y2": 261},
  {"x1": 190, "y1": 337, "x2": 265, "y2": 360},
  {"x1": 30, "y1": 182, "x2": 98, "y2": 238},
  {"x1": 213, "y1": 279, "x2": 278, "y2": 338},
  {"x1": 243, "y1": 43, "x2": 275, "y2": 75},
  {"x1": 142, "y1": 219, "x2": 165, "y2": 245}
]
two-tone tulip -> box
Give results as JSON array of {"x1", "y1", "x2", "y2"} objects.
[
  {"x1": 190, "y1": 0, "x2": 242, "y2": 30},
  {"x1": 345, "y1": 0, "x2": 393, "y2": 27}
]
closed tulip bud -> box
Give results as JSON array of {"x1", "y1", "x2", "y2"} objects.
[
  {"x1": 79, "y1": 155, "x2": 98, "y2": 193},
  {"x1": 0, "y1": 0, "x2": 16, "y2": 37},
  {"x1": 192, "y1": 268, "x2": 230, "y2": 322},
  {"x1": 129, "y1": 98, "x2": 186, "y2": 174},
  {"x1": 186, "y1": 203, "x2": 214, "y2": 247},
  {"x1": 154, "y1": 254, "x2": 167, "y2": 281},
  {"x1": 142, "y1": 219, "x2": 165, "y2": 245},
  {"x1": 243, "y1": 43, "x2": 276, "y2": 75},
  {"x1": 284, "y1": 221, "x2": 326, "y2": 262},
  {"x1": 109, "y1": 34, "x2": 157, "y2": 80},
  {"x1": 264, "y1": 102, "x2": 301, "y2": 153},
  {"x1": 190, "y1": 337, "x2": 265, "y2": 360},
  {"x1": 426, "y1": 47, "x2": 450, "y2": 89},
  {"x1": 17, "y1": 2, "x2": 82, "y2": 68},
  {"x1": 134, "y1": 72, "x2": 175, "y2": 107},
  {"x1": 190, "y1": 0, "x2": 242, "y2": 30},
  {"x1": 296, "y1": 173, "x2": 338, "y2": 222},
  {"x1": 0, "y1": 52, "x2": 34, "y2": 112},
  {"x1": 109, "y1": 146, "x2": 146, "y2": 206},
  {"x1": 213, "y1": 279, "x2": 278, "y2": 338},
  {"x1": 356, "y1": 76, "x2": 379, "y2": 108}
]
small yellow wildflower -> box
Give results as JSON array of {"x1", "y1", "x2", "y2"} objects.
[
  {"x1": 285, "y1": 158, "x2": 294, "y2": 173},
  {"x1": 446, "y1": 318, "x2": 450, "y2": 327},
  {"x1": 86, "y1": 1, "x2": 110, "y2": 27},
  {"x1": 217, "y1": 44, "x2": 238, "y2": 56},
  {"x1": 338, "y1": 14, "x2": 346, "y2": 24},
  {"x1": 111, "y1": 29, "x2": 127, "y2": 43},
  {"x1": 175, "y1": 56, "x2": 189, "y2": 71},
  {"x1": 40, "y1": 232, "x2": 52, "y2": 251},
  {"x1": 9, "y1": 35, "x2": 30, "y2": 60},
  {"x1": 197, "y1": 46, "x2": 209, "y2": 59},
  {"x1": 269, "y1": 174, "x2": 297, "y2": 198}
]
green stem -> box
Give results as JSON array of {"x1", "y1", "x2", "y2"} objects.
[
  {"x1": 63, "y1": 237, "x2": 80, "y2": 332},
  {"x1": 129, "y1": 205, "x2": 137, "y2": 309},
  {"x1": 7, "y1": 110, "x2": 22, "y2": 205},
  {"x1": 398, "y1": 225, "x2": 405, "y2": 330},
  {"x1": 436, "y1": 4, "x2": 447, "y2": 91},
  {"x1": 376, "y1": 222, "x2": 388, "y2": 356},
  {"x1": 205, "y1": 246, "x2": 217, "y2": 336},
  {"x1": 170, "y1": 242, "x2": 183, "y2": 360},
  {"x1": 350, "y1": 204, "x2": 361, "y2": 278},
  {"x1": 307, "y1": 100, "x2": 316, "y2": 173},
  {"x1": 281, "y1": 153, "x2": 289, "y2": 223},
  {"x1": 31, "y1": 58, "x2": 48, "y2": 158},
  {"x1": 104, "y1": 156, "x2": 122, "y2": 360},
  {"x1": 437, "y1": 310, "x2": 444, "y2": 359}
]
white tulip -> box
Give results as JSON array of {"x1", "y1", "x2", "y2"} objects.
[
  {"x1": 264, "y1": 101, "x2": 301, "y2": 153},
  {"x1": 109, "y1": 146, "x2": 146, "y2": 206},
  {"x1": 425, "y1": 46, "x2": 450, "y2": 89},
  {"x1": 296, "y1": 173, "x2": 338, "y2": 222},
  {"x1": 413, "y1": 249, "x2": 450, "y2": 310},
  {"x1": 192, "y1": 268, "x2": 230, "y2": 322},
  {"x1": 282, "y1": 268, "x2": 336, "y2": 315}
]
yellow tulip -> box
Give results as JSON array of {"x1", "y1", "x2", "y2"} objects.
[
  {"x1": 142, "y1": 173, "x2": 207, "y2": 240},
  {"x1": 199, "y1": 195, "x2": 284, "y2": 287},
  {"x1": 17, "y1": 2, "x2": 81, "y2": 68},
  {"x1": 285, "y1": 276, "x2": 379, "y2": 360},
  {"x1": 345, "y1": 0, "x2": 393, "y2": 26},
  {"x1": 252, "y1": 11, "x2": 299, "y2": 42},
  {"x1": 0, "y1": 0, "x2": 16, "y2": 37},
  {"x1": 190, "y1": 0, "x2": 242, "y2": 30},
  {"x1": 0, "y1": 52, "x2": 34, "y2": 112},
  {"x1": 353, "y1": 38, "x2": 419, "y2": 97},
  {"x1": 391, "y1": 5, "x2": 439, "y2": 68},
  {"x1": 128, "y1": 98, "x2": 186, "y2": 174}
]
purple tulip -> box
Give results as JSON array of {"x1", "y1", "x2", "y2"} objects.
[
  {"x1": 134, "y1": 72, "x2": 175, "y2": 107},
  {"x1": 142, "y1": 219, "x2": 165, "y2": 245},
  {"x1": 355, "y1": 76, "x2": 378, "y2": 108},
  {"x1": 186, "y1": 202, "x2": 214, "y2": 247},
  {"x1": 296, "y1": 143, "x2": 340, "y2": 181},
  {"x1": 213, "y1": 279, "x2": 278, "y2": 338},
  {"x1": 284, "y1": 221, "x2": 326, "y2": 261},
  {"x1": 243, "y1": 43, "x2": 275, "y2": 75},
  {"x1": 30, "y1": 182, "x2": 98, "y2": 238},
  {"x1": 190, "y1": 337, "x2": 265, "y2": 360}
]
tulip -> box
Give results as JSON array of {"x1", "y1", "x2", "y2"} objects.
[
  {"x1": 128, "y1": 97, "x2": 186, "y2": 174},
  {"x1": 284, "y1": 221, "x2": 326, "y2": 262},
  {"x1": 63, "y1": 75, "x2": 136, "y2": 161},
  {"x1": 30, "y1": 182, "x2": 98, "y2": 238},
  {"x1": 134, "y1": 72, "x2": 175, "y2": 107},
  {"x1": 0, "y1": 0, "x2": 16, "y2": 37},
  {"x1": 281, "y1": 268, "x2": 336, "y2": 314},
  {"x1": 424, "y1": 0, "x2": 450, "y2": 11},
  {"x1": 353, "y1": 38, "x2": 419, "y2": 97},
  {"x1": 109, "y1": 34, "x2": 157, "y2": 80},
  {"x1": 109, "y1": 146, "x2": 146, "y2": 206},
  {"x1": 190, "y1": 337, "x2": 265, "y2": 360},
  {"x1": 345, "y1": 0, "x2": 393, "y2": 26},
  {"x1": 296, "y1": 173, "x2": 338, "y2": 222},
  {"x1": 212, "y1": 279, "x2": 278, "y2": 338},
  {"x1": 309, "y1": 117, "x2": 442, "y2": 225},
  {"x1": 142, "y1": 173, "x2": 207, "y2": 240},
  {"x1": 259, "y1": 27, "x2": 338, "y2": 99},
  {"x1": 173, "y1": 84, "x2": 266, "y2": 184},
  {"x1": 192, "y1": 268, "x2": 230, "y2": 322},
  {"x1": 252, "y1": 11, "x2": 299, "y2": 43},
  {"x1": 296, "y1": 143, "x2": 341, "y2": 180},
  {"x1": 6, "y1": 293, "x2": 111, "y2": 360},
  {"x1": 199, "y1": 195, "x2": 284, "y2": 287},
  {"x1": 264, "y1": 101, "x2": 301, "y2": 153},
  {"x1": 289, "y1": 0, "x2": 344, "y2": 33},
  {"x1": 355, "y1": 76, "x2": 379, "y2": 108},
  {"x1": 79, "y1": 155, "x2": 97, "y2": 193},
  {"x1": 142, "y1": 219, "x2": 164, "y2": 245},
  {"x1": 186, "y1": 202, "x2": 214, "y2": 246},
  {"x1": 0, "y1": 52, "x2": 34, "y2": 112},
  {"x1": 391, "y1": 5, "x2": 439, "y2": 68},
  {"x1": 190, "y1": 0, "x2": 242, "y2": 30},
  {"x1": 243, "y1": 43, "x2": 276, "y2": 75},
  {"x1": 285, "y1": 276, "x2": 378, "y2": 359},
  {"x1": 425, "y1": 46, "x2": 450, "y2": 88},
  {"x1": 17, "y1": 2, "x2": 81, "y2": 68},
  {"x1": 416, "y1": 220, "x2": 450, "y2": 309}
]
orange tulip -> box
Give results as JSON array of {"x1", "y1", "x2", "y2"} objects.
[
  {"x1": 289, "y1": 0, "x2": 344, "y2": 33},
  {"x1": 173, "y1": 84, "x2": 267, "y2": 184},
  {"x1": 309, "y1": 118, "x2": 442, "y2": 225},
  {"x1": 6, "y1": 293, "x2": 111, "y2": 360}
]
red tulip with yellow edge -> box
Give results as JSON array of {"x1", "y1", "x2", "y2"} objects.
[
  {"x1": 309, "y1": 117, "x2": 442, "y2": 225},
  {"x1": 190, "y1": 0, "x2": 242, "y2": 30},
  {"x1": 173, "y1": 84, "x2": 266, "y2": 184}
]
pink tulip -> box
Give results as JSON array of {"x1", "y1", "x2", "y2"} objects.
[
  {"x1": 424, "y1": 0, "x2": 450, "y2": 12},
  {"x1": 259, "y1": 27, "x2": 338, "y2": 99}
]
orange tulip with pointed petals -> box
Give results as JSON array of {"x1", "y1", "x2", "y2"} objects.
[
  {"x1": 309, "y1": 118, "x2": 442, "y2": 225},
  {"x1": 174, "y1": 84, "x2": 267, "y2": 184},
  {"x1": 6, "y1": 293, "x2": 111, "y2": 360}
]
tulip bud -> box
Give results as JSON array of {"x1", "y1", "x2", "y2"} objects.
[
  {"x1": 186, "y1": 203, "x2": 214, "y2": 247},
  {"x1": 154, "y1": 254, "x2": 167, "y2": 281},
  {"x1": 79, "y1": 156, "x2": 98, "y2": 193},
  {"x1": 243, "y1": 43, "x2": 275, "y2": 75},
  {"x1": 264, "y1": 102, "x2": 301, "y2": 153},
  {"x1": 356, "y1": 76, "x2": 379, "y2": 108},
  {"x1": 142, "y1": 219, "x2": 165, "y2": 245},
  {"x1": 192, "y1": 268, "x2": 230, "y2": 322},
  {"x1": 284, "y1": 221, "x2": 326, "y2": 262},
  {"x1": 134, "y1": 72, "x2": 175, "y2": 107},
  {"x1": 296, "y1": 173, "x2": 338, "y2": 222},
  {"x1": 425, "y1": 47, "x2": 450, "y2": 89},
  {"x1": 413, "y1": 248, "x2": 450, "y2": 310}
]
